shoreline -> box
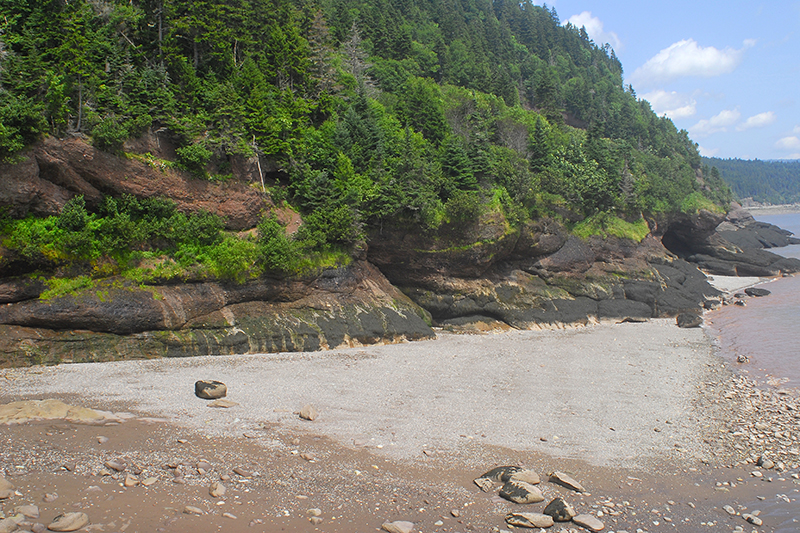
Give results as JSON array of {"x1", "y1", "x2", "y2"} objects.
[{"x1": 3, "y1": 320, "x2": 800, "y2": 531}]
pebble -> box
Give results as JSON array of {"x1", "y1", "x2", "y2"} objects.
[
  {"x1": 381, "y1": 521, "x2": 414, "y2": 533},
  {"x1": 209, "y1": 482, "x2": 226, "y2": 498},
  {"x1": 723, "y1": 504, "x2": 737, "y2": 516},
  {"x1": 142, "y1": 477, "x2": 158, "y2": 486},
  {"x1": 124, "y1": 474, "x2": 139, "y2": 487},
  {"x1": 299, "y1": 404, "x2": 318, "y2": 421},
  {"x1": 104, "y1": 460, "x2": 126, "y2": 472},
  {"x1": 573, "y1": 513, "x2": 605, "y2": 532},
  {"x1": 451, "y1": 509, "x2": 460, "y2": 518},
  {"x1": 309, "y1": 516, "x2": 323, "y2": 525},
  {"x1": 232, "y1": 467, "x2": 252, "y2": 478},
  {"x1": 96, "y1": 436, "x2": 109, "y2": 444},
  {"x1": 183, "y1": 506, "x2": 204, "y2": 516},
  {"x1": 222, "y1": 513, "x2": 237, "y2": 520},
  {"x1": 743, "y1": 514, "x2": 763, "y2": 526}
]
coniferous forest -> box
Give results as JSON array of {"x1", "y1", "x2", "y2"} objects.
[
  {"x1": 0, "y1": 0, "x2": 733, "y2": 285},
  {"x1": 702, "y1": 157, "x2": 800, "y2": 205}
]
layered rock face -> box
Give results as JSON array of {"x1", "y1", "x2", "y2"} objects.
[{"x1": 0, "y1": 261, "x2": 434, "y2": 366}]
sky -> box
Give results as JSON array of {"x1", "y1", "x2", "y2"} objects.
[{"x1": 541, "y1": 1, "x2": 800, "y2": 160}]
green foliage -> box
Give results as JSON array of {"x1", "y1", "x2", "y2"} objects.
[
  {"x1": 680, "y1": 191, "x2": 725, "y2": 215},
  {"x1": 702, "y1": 157, "x2": 793, "y2": 205},
  {"x1": 572, "y1": 212, "x2": 650, "y2": 242},
  {"x1": 445, "y1": 190, "x2": 484, "y2": 223},
  {"x1": 175, "y1": 143, "x2": 212, "y2": 176}
]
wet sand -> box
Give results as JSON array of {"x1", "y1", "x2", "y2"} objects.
[{"x1": 2, "y1": 320, "x2": 800, "y2": 532}]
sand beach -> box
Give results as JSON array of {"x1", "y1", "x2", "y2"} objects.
[{"x1": 3, "y1": 315, "x2": 800, "y2": 533}]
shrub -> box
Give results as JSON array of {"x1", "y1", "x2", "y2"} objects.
[{"x1": 176, "y1": 143, "x2": 212, "y2": 176}]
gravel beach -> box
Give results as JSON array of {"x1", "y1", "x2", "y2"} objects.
[{"x1": 2, "y1": 319, "x2": 799, "y2": 532}]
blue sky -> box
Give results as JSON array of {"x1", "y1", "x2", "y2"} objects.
[{"x1": 543, "y1": 1, "x2": 800, "y2": 160}]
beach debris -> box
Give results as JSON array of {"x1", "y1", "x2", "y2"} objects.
[
  {"x1": 505, "y1": 511, "x2": 554, "y2": 528},
  {"x1": 381, "y1": 520, "x2": 414, "y2": 533},
  {"x1": 549, "y1": 471, "x2": 586, "y2": 493},
  {"x1": 499, "y1": 479, "x2": 544, "y2": 504},
  {"x1": 195, "y1": 380, "x2": 227, "y2": 399},
  {"x1": 543, "y1": 498, "x2": 576, "y2": 521},
  {"x1": 572, "y1": 513, "x2": 605, "y2": 531},
  {"x1": 299, "y1": 404, "x2": 318, "y2": 421},
  {"x1": 744, "y1": 287, "x2": 770, "y2": 297},
  {"x1": 47, "y1": 512, "x2": 90, "y2": 532},
  {"x1": 676, "y1": 313, "x2": 702, "y2": 328}
]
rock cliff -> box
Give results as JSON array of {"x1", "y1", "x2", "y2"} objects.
[{"x1": 2, "y1": 138, "x2": 799, "y2": 366}]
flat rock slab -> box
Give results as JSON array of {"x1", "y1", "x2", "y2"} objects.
[
  {"x1": 745, "y1": 287, "x2": 771, "y2": 297},
  {"x1": 573, "y1": 513, "x2": 604, "y2": 531},
  {"x1": 510, "y1": 469, "x2": 540, "y2": 485},
  {"x1": 549, "y1": 471, "x2": 585, "y2": 493},
  {"x1": 48, "y1": 512, "x2": 90, "y2": 532},
  {"x1": 505, "y1": 512, "x2": 554, "y2": 528},
  {"x1": 676, "y1": 313, "x2": 702, "y2": 328},
  {"x1": 0, "y1": 399, "x2": 109, "y2": 424},
  {"x1": 195, "y1": 380, "x2": 227, "y2": 399}
]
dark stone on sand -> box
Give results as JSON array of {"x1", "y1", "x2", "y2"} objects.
[
  {"x1": 543, "y1": 497, "x2": 576, "y2": 522},
  {"x1": 195, "y1": 380, "x2": 227, "y2": 400},
  {"x1": 676, "y1": 313, "x2": 702, "y2": 328},
  {"x1": 744, "y1": 287, "x2": 771, "y2": 297},
  {"x1": 479, "y1": 466, "x2": 524, "y2": 482}
]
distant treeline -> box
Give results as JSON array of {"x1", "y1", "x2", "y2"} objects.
[{"x1": 703, "y1": 157, "x2": 800, "y2": 205}]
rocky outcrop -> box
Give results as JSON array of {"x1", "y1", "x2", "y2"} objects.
[
  {"x1": 658, "y1": 204, "x2": 800, "y2": 277},
  {"x1": 0, "y1": 261, "x2": 435, "y2": 366},
  {"x1": 0, "y1": 136, "x2": 268, "y2": 229}
]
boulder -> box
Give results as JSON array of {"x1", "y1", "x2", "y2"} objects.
[
  {"x1": 510, "y1": 470, "x2": 540, "y2": 485},
  {"x1": 499, "y1": 479, "x2": 545, "y2": 504},
  {"x1": 505, "y1": 512, "x2": 554, "y2": 528},
  {"x1": 47, "y1": 512, "x2": 90, "y2": 532},
  {"x1": 195, "y1": 381, "x2": 227, "y2": 400},
  {"x1": 543, "y1": 498, "x2": 576, "y2": 522},
  {"x1": 744, "y1": 287, "x2": 771, "y2": 297},
  {"x1": 676, "y1": 313, "x2": 702, "y2": 328}
]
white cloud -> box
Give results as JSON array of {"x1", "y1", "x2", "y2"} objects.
[
  {"x1": 794, "y1": 126, "x2": 800, "y2": 134},
  {"x1": 698, "y1": 145, "x2": 719, "y2": 157},
  {"x1": 691, "y1": 108, "x2": 741, "y2": 136},
  {"x1": 776, "y1": 136, "x2": 800, "y2": 151},
  {"x1": 631, "y1": 39, "x2": 754, "y2": 87},
  {"x1": 565, "y1": 12, "x2": 622, "y2": 51},
  {"x1": 642, "y1": 89, "x2": 697, "y2": 119},
  {"x1": 736, "y1": 112, "x2": 777, "y2": 131}
]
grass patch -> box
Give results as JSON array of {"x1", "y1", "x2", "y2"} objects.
[
  {"x1": 680, "y1": 191, "x2": 725, "y2": 215},
  {"x1": 572, "y1": 212, "x2": 650, "y2": 242},
  {"x1": 40, "y1": 275, "x2": 95, "y2": 299}
]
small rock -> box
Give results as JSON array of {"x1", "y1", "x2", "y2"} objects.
[
  {"x1": 543, "y1": 498, "x2": 576, "y2": 522},
  {"x1": 222, "y1": 513, "x2": 237, "y2": 520},
  {"x1": 141, "y1": 477, "x2": 158, "y2": 486},
  {"x1": 96, "y1": 436, "x2": 109, "y2": 444},
  {"x1": 505, "y1": 512, "x2": 554, "y2": 528},
  {"x1": 743, "y1": 514, "x2": 763, "y2": 526},
  {"x1": 232, "y1": 467, "x2": 252, "y2": 478},
  {"x1": 123, "y1": 474, "x2": 139, "y2": 487},
  {"x1": 450, "y1": 509, "x2": 460, "y2": 518},
  {"x1": 0, "y1": 477, "x2": 14, "y2": 493},
  {"x1": 572, "y1": 513, "x2": 605, "y2": 532},
  {"x1": 549, "y1": 471, "x2": 586, "y2": 493},
  {"x1": 209, "y1": 482, "x2": 226, "y2": 498},
  {"x1": 195, "y1": 380, "x2": 227, "y2": 400},
  {"x1": 309, "y1": 517, "x2": 323, "y2": 525},
  {"x1": 47, "y1": 512, "x2": 90, "y2": 532},
  {"x1": 676, "y1": 313, "x2": 702, "y2": 328},
  {"x1": 510, "y1": 470, "x2": 540, "y2": 485},
  {"x1": 473, "y1": 477, "x2": 494, "y2": 492},
  {"x1": 104, "y1": 460, "x2": 126, "y2": 472},
  {"x1": 723, "y1": 504, "x2": 737, "y2": 516},
  {"x1": 499, "y1": 479, "x2": 545, "y2": 504},
  {"x1": 306, "y1": 509, "x2": 322, "y2": 517},
  {"x1": 299, "y1": 404, "x2": 318, "y2": 421},
  {"x1": 381, "y1": 521, "x2": 414, "y2": 533},
  {"x1": 300, "y1": 453, "x2": 315, "y2": 461},
  {"x1": 737, "y1": 354, "x2": 749, "y2": 363},
  {"x1": 183, "y1": 506, "x2": 204, "y2": 516},
  {"x1": 42, "y1": 493, "x2": 57, "y2": 504},
  {"x1": 14, "y1": 505, "x2": 39, "y2": 520},
  {"x1": 207, "y1": 399, "x2": 239, "y2": 408},
  {"x1": 0, "y1": 518, "x2": 19, "y2": 533}
]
